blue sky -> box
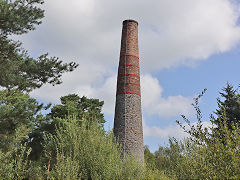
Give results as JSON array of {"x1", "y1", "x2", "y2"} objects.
[
  {"x1": 18, "y1": 0, "x2": 240, "y2": 152},
  {"x1": 142, "y1": 44, "x2": 240, "y2": 151}
]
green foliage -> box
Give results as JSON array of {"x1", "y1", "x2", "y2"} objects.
[
  {"x1": 154, "y1": 146, "x2": 172, "y2": 175},
  {"x1": 0, "y1": 0, "x2": 44, "y2": 35},
  {"x1": 144, "y1": 145, "x2": 156, "y2": 169},
  {"x1": 155, "y1": 89, "x2": 240, "y2": 179},
  {"x1": 0, "y1": 89, "x2": 49, "y2": 152},
  {"x1": 0, "y1": 34, "x2": 78, "y2": 91},
  {"x1": 0, "y1": 0, "x2": 78, "y2": 91},
  {"x1": 213, "y1": 83, "x2": 240, "y2": 132},
  {"x1": 44, "y1": 116, "x2": 120, "y2": 179},
  {"x1": 162, "y1": 129, "x2": 240, "y2": 179},
  {"x1": 0, "y1": 0, "x2": 78, "y2": 161},
  {"x1": 0, "y1": 124, "x2": 32, "y2": 179},
  {"x1": 0, "y1": 113, "x2": 169, "y2": 179},
  {"x1": 43, "y1": 116, "x2": 165, "y2": 179},
  {"x1": 0, "y1": 144, "x2": 31, "y2": 179},
  {"x1": 28, "y1": 94, "x2": 105, "y2": 160},
  {"x1": 50, "y1": 94, "x2": 105, "y2": 125}
]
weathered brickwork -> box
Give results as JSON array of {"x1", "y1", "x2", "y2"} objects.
[
  {"x1": 114, "y1": 19, "x2": 144, "y2": 164},
  {"x1": 119, "y1": 56, "x2": 139, "y2": 67},
  {"x1": 117, "y1": 75, "x2": 140, "y2": 85},
  {"x1": 116, "y1": 20, "x2": 141, "y2": 96}
]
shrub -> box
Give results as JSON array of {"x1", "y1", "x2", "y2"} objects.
[
  {"x1": 43, "y1": 116, "x2": 168, "y2": 179},
  {"x1": 0, "y1": 125, "x2": 32, "y2": 179},
  {"x1": 158, "y1": 90, "x2": 240, "y2": 179},
  {"x1": 0, "y1": 115, "x2": 169, "y2": 179}
]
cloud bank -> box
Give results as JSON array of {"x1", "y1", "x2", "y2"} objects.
[{"x1": 21, "y1": 0, "x2": 240, "y2": 70}]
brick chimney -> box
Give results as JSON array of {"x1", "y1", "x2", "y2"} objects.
[{"x1": 114, "y1": 19, "x2": 144, "y2": 164}]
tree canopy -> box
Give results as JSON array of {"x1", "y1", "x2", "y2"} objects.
[
  {"x1": 0, "y1": 0, "x2": 78, "y2": 91},
  {"x1": 0, "y1": 89, "x2": 49, "y2": 152},
  {"x1": 27, "y1": 94, "x2": 105, "y2": 160},
  {"x1": 50, "y1": 94, "x2": 105, "y2": 125}
]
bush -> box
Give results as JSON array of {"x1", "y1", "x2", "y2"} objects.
[
  {"x1": 44, "y1": 116, "x2": 121, "y2": 179},
  {"x1": 156, "y1": 90, "x2": 240, "y2": 179},
  {"x1": 0, "y1": 126, "x2": 32, "y2": 179},
  {"x1": 43, "y1": 116, "x2": 167, "y2": 179},
  {"x1": 0, "y1": 115, "x2": 169, "y2": 179}
]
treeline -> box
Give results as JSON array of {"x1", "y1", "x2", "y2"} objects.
[{"x1": 144, "y1": 85, "x2": 240, "y2": 179}]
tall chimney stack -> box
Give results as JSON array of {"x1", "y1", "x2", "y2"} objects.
[{"x1": 114, "y1": 19, "x2": 144, "y2": 164}]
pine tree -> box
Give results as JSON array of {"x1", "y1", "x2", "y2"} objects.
[
  {"x1": 0, "y1": 0, "x2": 78, "y2": 156},
  {"x1": 50, "y1": 94, "x2": 105, "y2": 125},
  {"x1": 0, "y1": 89, "x2": 50, "y2": 152},
  {"x1": 0, "y1": 0, "x2": 78, "y2": 92},
  {"x1": 28, "y1": 94, "x2": 105, "y2": 160},
  {"x1": 213, "y1": 83, "x2": 240, "y2": 131}
]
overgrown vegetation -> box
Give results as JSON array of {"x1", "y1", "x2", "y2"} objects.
[
  {"x1": 0, "y1": 115, "x2": 168, "y2": 179},
  {"x1": 144, "y1": 86, "x2": 240, "y2": 179}
]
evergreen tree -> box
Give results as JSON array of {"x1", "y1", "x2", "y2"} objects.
[
  {"x1": 173, "y1": 89, "x2": 240, "y2": 179},
  {"x1": 50, "y1": 94, "x2": 105, "y2": 125},
  {"x1": 213, "y1": 83, "x2": 240, "y2": 131},
  {"x1": 28, "y1": 94, "x2": 105, "y2": 160},
  {"x1": 0, "y1": 89, "x2": 49, "y2": 152},
  {"x1": 0, "y1": 0, "x2": 78, "y2": 159},
  {"x1": 0, "y1": 0, "x2": 78, "y2": 92}
]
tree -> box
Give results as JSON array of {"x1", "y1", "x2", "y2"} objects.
[
  {"x1": 0, "y1": 0, "x2": 78, "y2": 92},
  {"x1": 1, "y1": 115, "x2": 166, "y2": 179},
  {"x1": 173, "y1": 89, "x2": 240, "y2": 179},
  {"x1": 28, "y1": 94, "x2": 105, "y2": 160},
  {"x1": 0, "y1": 89, "x2": 49, "y2": 152},
  {"x1": 50, "y1": 94, "x2": 105, "y2": 125},
  {"x1": 0, "y1": 0, "x2": 78, "y2": 159},
  {"x1": 213, "y1": 83, "x2": 240, "y2": 131}
]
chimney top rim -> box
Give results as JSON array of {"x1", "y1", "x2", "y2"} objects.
[{"x1": 123, "y1": 19, "x2": 138, "y2": 25}]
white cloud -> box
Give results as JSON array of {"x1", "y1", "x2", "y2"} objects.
[
  {"x1": 20, "y1": 0, "x2": 240, "y2": 70},
  {"x1": 139, "y1": 0, "x2": 240, "y2": 70},
  {"x1": 143, "y1": 121, "x2": 188, "y2": 139},
  {"x1": 151, "y1": 95, "x2": 194, "y2": 117},
  {"x1": 30, "y1": 62, "x2": 112, "y2": 104},
  {"x1": 89, "y1": 75, "x2": 117, "y2": 114},
  {"x1": 141, "y1": 74, "x2": 163, "y2": 107},
  {"x1": 143, "y1": 120, "x2": 213, "y2": 139},
  {"x1": 142, "y1": 74, "x2": 194, "y2": 117},
  {"x1": 98, "y1": 74, "x2": 193, "y2": 117}
]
